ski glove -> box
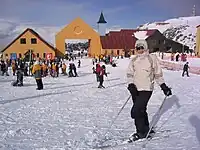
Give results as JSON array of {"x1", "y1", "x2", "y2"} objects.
[
  {"x1": 128, "y1": 83, "x2": 138, "y2": 97},
  {"x1": 160, "y1": 83, "x2": 172, "y2": 96},
  {"x1": 105, "y1": 73, "x2": 108, "y2": 77}
]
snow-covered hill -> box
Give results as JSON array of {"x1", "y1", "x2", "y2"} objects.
[{"x1": 139, "y1": 16, "x2": 200, "y2": 50}]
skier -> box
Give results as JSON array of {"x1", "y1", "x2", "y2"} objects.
[
  {"x1": 56, "y1": 62, "x2": 59, "y2": 77},
  {"x1": 126, "y1": 31, "x2": 172, "y2": 142},
  {"x1": 32, "y1": 60, "x2": 43, "y2": 90},
  {"x1": 24, "y1": 63, "x2": 29, "y2": 76},
  {"x1": 175, "y1": 53, "x2": 180, "y2": 61},
  {"x1": 98, "y1": 65, "x2": 107, "y2": 88},
  {"x1": 62, "y1": 63, "x2": 67, "y2": 75},
  {"x1": 1, "y1": 60, "x2": 8, "y2": 76},
  {"x1": 182, "y1": 62, "x2": 189, "y2": 77},
  {"x1": 95, "y1": 64, "x2": 101, "y2": 82},
  {"x1": 72, "y1": 63, "x2": 78, "y2": 77},
  {"x1": 78, "y1": 60, "x2": 81, "y2": 68},
  {"x1": 12, "y1": 64, "x2": 24, "y2": 86},
  {"x1": 68, "y1": 63, "x2": 74, "y2": 77},
  {"x1": 12, "y1": 60, "x2": 17, "y2": 76}
]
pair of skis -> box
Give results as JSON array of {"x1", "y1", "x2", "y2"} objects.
[
  {"x1": 92, "y1": 95, "x2": 170, "y2": 149},
  {"x1": 93, "y1": 129, "x2": 172, "y2": 149}
]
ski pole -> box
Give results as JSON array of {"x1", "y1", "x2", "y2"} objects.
[
  {"x1": 103, "y1": 95, "x2": 132, "y2": 137},
  {"x1": 142, "y1": 95, "x2": 169, "y2": 148}
]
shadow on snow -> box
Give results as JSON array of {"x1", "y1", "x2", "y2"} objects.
[
  {"x1": 150, "y1": 95, "x2": 181, "y2": 129},
  {"x1": 0, "y1": 90, "x2": 76, "y2": 105},
  {"x1": 189, "y1": 115, "x2": 200, "y2": 146}
]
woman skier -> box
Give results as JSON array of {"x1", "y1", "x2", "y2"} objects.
[{"x1": 126, "y1": 31, "x2": 172, "y2": 142}]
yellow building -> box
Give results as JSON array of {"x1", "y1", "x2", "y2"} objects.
[
  {"x1": 196, "y1": 25, "x2": 200, "y2": 56},
  {"x1": 56, "y1": 17, "x2": 102, "y2": 57},
  {"x1": 2, "y1": 28, "x2": 56, "y2": 60}
]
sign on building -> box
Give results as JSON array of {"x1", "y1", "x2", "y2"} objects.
[
  {"x1": 10, "y1": 53, "x2": 17, "y2": 60},
  {"x1": 46, "y1": 53, "x2": 52, "y2": 60}
]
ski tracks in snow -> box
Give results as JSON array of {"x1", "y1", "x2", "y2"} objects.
[{"x1": 0, "y1": 59, "x2": 200, "y2": 149}]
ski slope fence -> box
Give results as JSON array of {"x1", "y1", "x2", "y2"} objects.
[{"x1": 159, "y1": 60, "x2": 200, "y2": 75}]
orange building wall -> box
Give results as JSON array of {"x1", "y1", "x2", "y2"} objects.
[
  {"x1": 2, "y1": 30, "x2": 55, "y2": 59},
  {"x1": 196, "y1": 26, "x2": 200, "y2": 56},
  {"x1": 56, "y1": 17, "x2": 102, "y2": 57},
  {"x1": 101, "y1": 49, "x2": 135, "y2": 56},
  {"x1": 102, "y1": 49, "x2": 124, "y2": 56}
]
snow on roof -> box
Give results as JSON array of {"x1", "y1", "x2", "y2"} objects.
[{"x1": 133, "y1": 31, "x2": 149, "y2": 39}]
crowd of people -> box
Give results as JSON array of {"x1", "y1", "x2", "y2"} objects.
[
  {"x1": 0, "y1": 57, "x2": 82, "y2": 90},
  {"x1": 171, "y1": 52, "x2": 187, "y2": 62}
]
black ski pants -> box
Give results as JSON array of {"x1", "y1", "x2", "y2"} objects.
[
  {"x1": 182, "y1": 70, "x2": 189, "y2": 77},
  {"x1": 99, "y1": 75, "x2": 104, "y2": 86},
  {"x1": 36, "y1": 79, "x2": 43, "y2": 90},
  {"x1": 131, "y1": 91, "x2": 152, "y2": 134}
]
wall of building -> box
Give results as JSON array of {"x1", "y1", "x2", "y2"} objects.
[
  {"x1": 146, "y1": 31, "x2": 165, "y2": 52},
  {"x1": 147, "y1": 30, "x2": 189, "y2": 53},
  {"x1": 196, "y1": 26, "x2": 200, "y2": 56},
  {"x1": 56, "y1": 17, "x2": 102, "y2": 57},
  {"x1": 2, "y1": 30, "x2": 55, "y2": 59},
  {"x1": 101, "y1": 49, "x2": 125, "y2": 56}
]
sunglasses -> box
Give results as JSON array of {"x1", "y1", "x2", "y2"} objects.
[{"x1": 136, "y1": 46, "x2": 144, "y2": 50}]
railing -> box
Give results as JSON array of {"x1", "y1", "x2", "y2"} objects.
[{"x1": 159, "y1": 60, "x2": 200, "y2": 75}]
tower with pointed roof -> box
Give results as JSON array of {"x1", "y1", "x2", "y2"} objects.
[
  {"x1": 97, "y1": 11, "x2": 107, "y2": 36},
  {"x1": 192, "y1": 5, "x2": 196, "y2": 16}
]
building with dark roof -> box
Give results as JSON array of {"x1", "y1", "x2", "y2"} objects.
[{"x1": 100, "y1": 29, "x2": 189, "y2": 57}]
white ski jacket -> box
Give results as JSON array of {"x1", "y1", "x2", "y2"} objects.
[{"x1": 127, "y1": 53, "x2": 164, "y2": 91}]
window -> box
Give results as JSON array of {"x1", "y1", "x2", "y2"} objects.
[
  {"x1": 152, "y1": 40, "x2": 157, "y2": 45},
  {"x1": 111, "y1": 50, "x2": 114, "y2": 55},
  {"x1": 117, "y1": 50, "x2": 120, "y2": 55},
  {"x1": 37, "y1": 53, "x2": 39, "y2": 58},
  {"x1": 31, "y1": 38, "x2": 37, "y2": 44},
  {"x1": 19, "y1": 53, "x2": 22, "y2": 58},
  {"x1": 20, "y1": 38, "x2": 26, "y2": 44},
  {"x1": 43, "y1": 53, "x2": 46, "y2": 59}
]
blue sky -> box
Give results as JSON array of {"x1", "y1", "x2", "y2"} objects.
[{"x1": 0, "y1": 0, "x2": 200, "y2": 28}]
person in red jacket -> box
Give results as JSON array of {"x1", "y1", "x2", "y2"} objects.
[
  {"x1": 95, "y1": 64, "x2": 101, "y2": 82},
  {"x1": 98, "y1": 65, "x2": 107, "y2": 88}
]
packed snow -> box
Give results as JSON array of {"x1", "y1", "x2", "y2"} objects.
[{"x1": 0, "y1": 58, "x2": 200, "y2": 149}]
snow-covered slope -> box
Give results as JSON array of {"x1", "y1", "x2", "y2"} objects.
[
  {"x1": 139, "y1": 16, "x2": 200, "y2": 49},
  {"x1": 0, "y1": 58, "x2": 200, "y2": 149}
]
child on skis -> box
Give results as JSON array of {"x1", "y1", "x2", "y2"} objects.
[
  {"x1": 98, "y1": 65, "x2": 107, "y2": 88},
  {"x1": 95, "y1": 64, "x2": 101, "y2": 82}
]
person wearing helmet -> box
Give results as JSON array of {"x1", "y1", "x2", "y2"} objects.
[{"x1": 126, "y1": 31, "x2": 172, "y2": 142}]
